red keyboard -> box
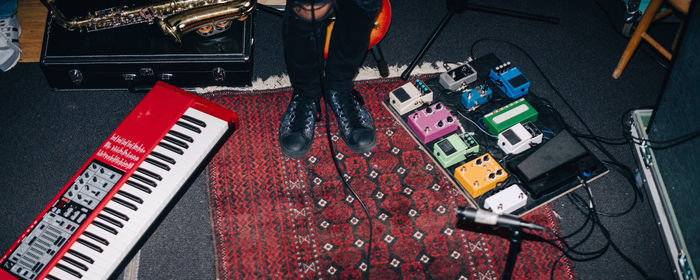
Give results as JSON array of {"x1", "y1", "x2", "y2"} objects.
[{"x1": 0, "y1": 82, "x2": 237, "y2": 280}]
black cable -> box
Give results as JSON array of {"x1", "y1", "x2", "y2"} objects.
[
  {"x1": 575, "y1": 128, "x2": 700, "y2": 149},
  {"x1": 548, "y1": 208, "x2": 600, "y2": 280},
  {"x1": 542, "y1": 181, "x2": 652, "y2": 279},
  {"x1": 323, "y1": 113, "x2": 374, "y2": 278},
  {"x1": 572, "y1": 133, "x2": 630, "y2": 145},
  {"x1": 581, "y1": 182, "x2": 651, "y2": 279},
  {"x1": 468, "y1": 37, "x2": 655, "y2": 279},
  {"x1": 470, "y1": 37, "x2": 647, "y2": 200},
  {"x1": 309, "y1": 7, "x2": 373, "y2": 279}
]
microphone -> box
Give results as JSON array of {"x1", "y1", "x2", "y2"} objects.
[{"x1": 455, "y1": 206, "x2": 544, "y2": 231}]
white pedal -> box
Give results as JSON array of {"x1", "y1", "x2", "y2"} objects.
[
  {"x1": 439, "y1": 63, "x2": 477, "y2": 91},
  {"x1": 389, "y1": 79, "x2": 434, "y2": 115},
  {"x1": 497, "y1": 122, "x2": 543, "y2": 155},
  {"x1": 484, "y1": 184, "x2": 528, "y2": 214}
]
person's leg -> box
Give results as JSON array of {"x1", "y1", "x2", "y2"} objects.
[
  {"x1": 323, "y1": 0, "x2": 381, "y2": 154},
  {"x1": 0, "y1": 0, "x2": 18, "y2": 18},
  {"x1": 282, "y1": 0, "x2": 332, "y2": 99},
  {"x1": 323, "y1": 0, "x2": 381, "y2": 92},
  {"x1": 278, "y1": 0, "x2": 333, "y2": 158},
  {"x1": 0, "y1": 0, "x2": 20, "y2": 72}
]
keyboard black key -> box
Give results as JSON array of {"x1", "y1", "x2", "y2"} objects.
[
  {"x1": 163, "y1": 136, "x2": 189, "y2": 149},
  {"x1": 175, "y1": 121, "x2": 201, "y2": 133},
  {"x1": 77, "y1": 238, "x2": 103, "y2": 253},
  {"x1": 168, "y1": 130, "x2": 194, "y2": 143},
  {"x1": 56, "y1": 263, "x2": 82, "y2": 278},
  {"x1": 125, "y1": 180, "x2": 152, "y2": 194},
  {"x1": 92, "y1": 220, "x2": 118, "y2": 235},
  {"x1": 144, "y1": 158, "x2": 170, "y2": 171},
  {"x1": 112, "y1": 197, "x2": 138, "y2": 211},
  {"x1": 136, "y1": 168, "x2": 162, "y2": 181},
  {"x1": 62, "y1": 256, "x2": 88, "y2": 271},
  {"x1": 103, "y1": 207, "x2": 129, "y2": 221},
  {"x1": 46, "y1": 274, "x2": 60, "y2": 280},
  {"x1": 67, "y1": 249, "x2": 94, "y2": 264},
  {"x1": 158, "y1": 142, "x2": 184, "y2": 155},
  {"x1": 83, "y1": 231, "x2": 109, "y2": 246},
  {"x1": 97, "y1": 214, "x2": 124, "y2": 228},
  {"x1": 117, "y1": 190, "x2": 143, "y2": 205},
  {"x1": 131, "y1": 174, "x2": 156, "y2": 188},
  {"x1": 150, "y1": 151, "x2": 176, "y2": 165},
  {"x1": 181, "y1": 115, "x2": 207, "y2": 127}
]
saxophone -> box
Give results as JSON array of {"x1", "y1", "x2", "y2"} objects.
[{"x1": 42, "y1": 0, "x2": 256, "y2": 43}]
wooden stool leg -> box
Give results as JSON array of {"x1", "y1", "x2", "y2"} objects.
[{"x1": 612, "y1": 0, "x2": 665, "y2": 79}]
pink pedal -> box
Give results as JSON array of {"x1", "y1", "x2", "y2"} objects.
[{"x1": 407, "y1": 102, "x2": 459, "y2": 143}]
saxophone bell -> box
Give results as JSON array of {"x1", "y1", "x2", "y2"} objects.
[{"x1": 160, "y1": 1, "x2": 255, "y2": 44}]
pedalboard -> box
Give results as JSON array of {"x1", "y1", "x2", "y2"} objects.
[
  {"x1": 407, "y1": 102, "x2": 459, "y2": 144},
  {"x1": 389, "y1": 79, "x2": 434, "y2": 115},
  {"x1": 381, "y1": 53, "x2": 608, "y2": 216},
  {"x1": 489, "y1": 62, "x2": 530, "y2": 99},
  {"x1": 483, "y1": 98, "x2": 538, "y2": 135},
  {"x1": 439, "y1": 63, "x2": 477, "y2": 91},
  {"x1": 454, "y1": 153, "x2": 508, "y2": 198},
  {"x1": 483, "y1": 184, "x2": 528, "y2": 214},
  {"x1": 461, "y1": 84, "x2": 492, "y2": 111},
  {"x1": 497, "y1": 122, "x2": 543, "y2": 155},
  {"x1": 433, "y1": 133, "x2": 479, "y2": 168}
]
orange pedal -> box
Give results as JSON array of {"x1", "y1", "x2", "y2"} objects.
[{"x1": 454, "y1": 153, "x2": 508, "y2": 198}]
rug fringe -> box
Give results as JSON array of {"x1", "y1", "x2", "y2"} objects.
[{"x1": 193, "y1": 61, "x2": 466, "y2": 94}]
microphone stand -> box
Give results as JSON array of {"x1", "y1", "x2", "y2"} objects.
[
  {"x1": 400, "y1": 0, "x2": 560, "y2": 80},
  {"x1": 455, "y1": 207, "x2": 545, "y2": 280},
  {"x1": 501, "y1": 226, "x2": 524, "y2": 280}
]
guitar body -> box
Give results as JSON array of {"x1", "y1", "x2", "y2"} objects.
[{"x1": 324, "y1": 0, "x2": 391, "y2": 58}]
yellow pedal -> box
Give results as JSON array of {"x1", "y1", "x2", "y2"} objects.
[{"x1": 454, "y1": 153, "x2": 508, "y2": 198}]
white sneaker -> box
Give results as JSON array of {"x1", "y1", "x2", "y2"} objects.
[{"x1": 0, "y1": 14, "x2": 22, "y2": 72}]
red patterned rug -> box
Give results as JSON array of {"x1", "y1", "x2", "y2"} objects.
[{"x1": 205, "y1": 77, "x2": 575, "y2": 279}]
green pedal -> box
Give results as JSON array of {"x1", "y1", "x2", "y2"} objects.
[
  {"x1": 433, "y1": 133, "x2": 480, "y2": 168},
  {"x1": 483, "y1": 98, "x2": 538, "y2": 135}
]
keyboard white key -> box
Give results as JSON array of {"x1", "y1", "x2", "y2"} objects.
[
  {"x1": 47, "y1": 265, "x2": 76, "y2": 280},
  {"x1": 55, "y1": 108, "x2": 228, "y2": 280}
]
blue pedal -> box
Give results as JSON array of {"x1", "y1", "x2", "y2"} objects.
[
  {"x1": 489, "y1": 62, "x2": 530, "y2": 99},
  {"x1": 460, "y1": 84, "x2": 492, "y2": 111}
]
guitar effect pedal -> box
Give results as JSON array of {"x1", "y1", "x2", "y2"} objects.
[
  {"x1": 482, "y1": 98, "x2": 538, "y2": 135},
  {"x1": 489, "y1": 62, "x2": 530, "y2": 99},
  {"x1": 389, "y1": 79, "x2": 434, "y2": 115},
  {"x1": 483, "y1": 184, "x2": 528, "y2": 214},
  {"x1": 433, "y1": 133, "x2": 479, "y2": 168},
  {"x1": 439, "y1": 63, "x2": 477, "y2": 91},
  {"x1": 497, "y1": 122, "x2": 543, "y2": 155},
  {"x1": 407, "y1": 102, "x2": 458, "y2": 144},
  {"x1": 454, "y1": 153, "x2": 508, "y2": 198},
  {"x1": 461, "y1": 84, "x2": 492, "y2": 111}
]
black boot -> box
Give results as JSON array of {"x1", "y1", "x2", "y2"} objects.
[
  {"x1": 279, "y1": 93, "x2": 321, "y2": 158},
  {"x1": 325, "y1": 89, "x2": 377, "y2": 154}
]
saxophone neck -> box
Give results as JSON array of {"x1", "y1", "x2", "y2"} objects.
[{"x1": 42, "y1": 0, "x2": 83, "y2": 31}]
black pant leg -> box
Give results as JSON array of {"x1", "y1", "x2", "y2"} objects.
[
  {"x1": 323, "y1": 0, "x2": 382, "y2": 93},
  {"x1": 282, "y1": 1, "x2": 329, "y2": 98}
]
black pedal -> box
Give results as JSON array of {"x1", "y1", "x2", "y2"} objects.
[{"x1": 507, "y1": 130, "x2": 598, "y2": 198}]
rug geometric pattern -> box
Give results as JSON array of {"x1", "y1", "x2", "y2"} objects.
[{"x1": 206, "y1": 77, "x2": 576, "y2": 279}]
